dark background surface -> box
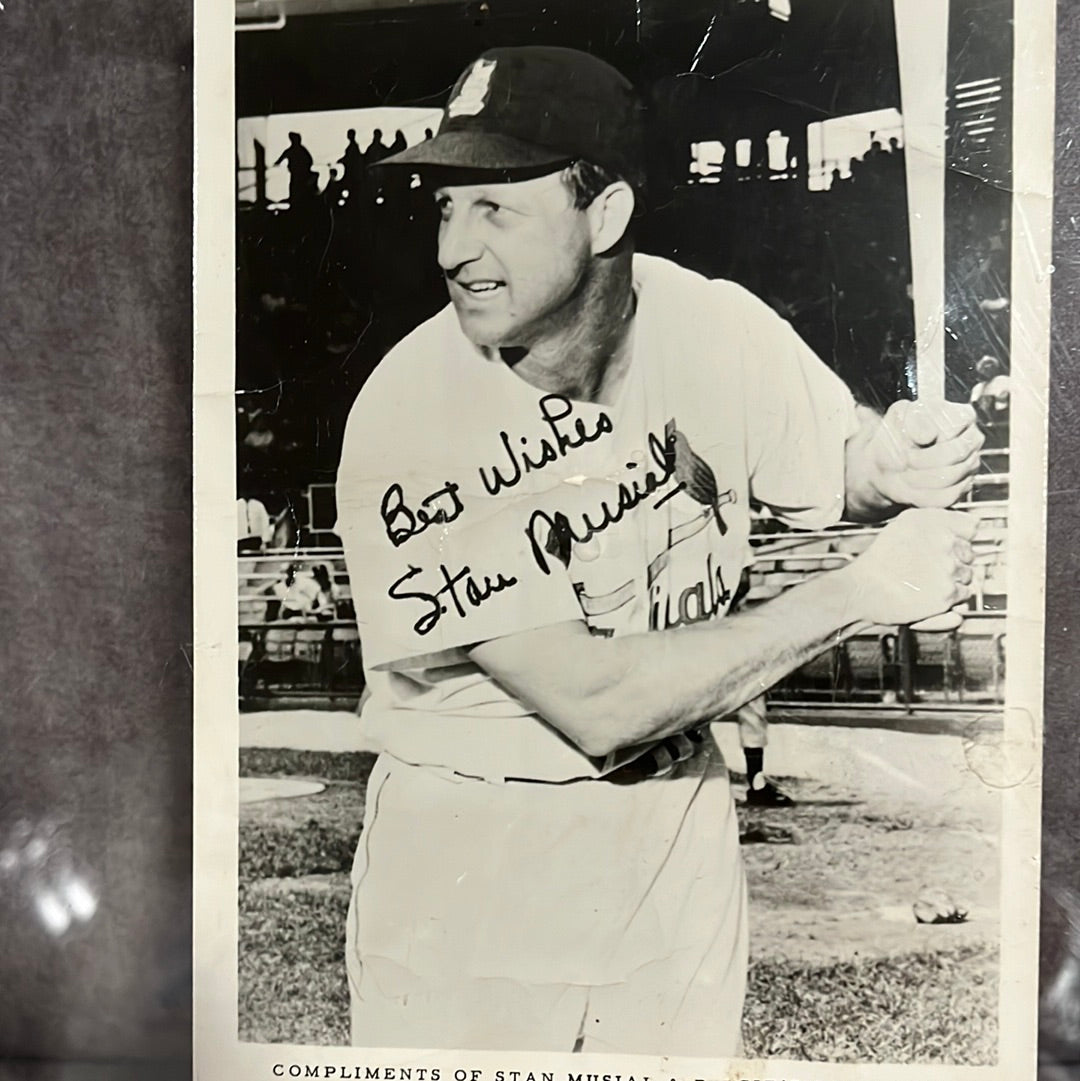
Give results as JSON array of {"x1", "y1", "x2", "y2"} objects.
[
  {"x1": 0, "y1": 0, "x2": 193, "y2": 1072},
  {"x1": 1041, "y1": 1, "x2": 1080, "y2": 1077},
  {"x1": 0, "y1": 1, "x2": 1075, "y2": 1079}
]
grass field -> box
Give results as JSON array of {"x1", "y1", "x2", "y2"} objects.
[{"x1": 238, "y1": 746, "x2": 999, "y2": 1063}]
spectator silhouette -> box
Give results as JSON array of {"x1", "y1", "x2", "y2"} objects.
[
  {"x1": 364, "y1": 128, "x2": 390, "y2": 165},
  {"x1": 424, "y1": 127, "x2": 434, "y2": 141},
  {"x1": 881, "y1": 137, "x2": 905, "y2": 186},
  {"x1": 389, "y1": 129, "x2": 408, "y2": 156},
  {"x1": 277, "y1": 564, "x2": 322, "y2": 620},
  {"x1": 262, "y1": 564, "x2": 294, "y2": 623},
  {"x1": 311, "y1": 564, "x2": 337, "y2": 621},
  {"x1": 338, "y1": 128, "x2": 364, "y2": 193},
  {"x1": 323, "y1": 166, "x2": 345, "y2": 208},
  {"x1": 275, "y1": 132, "x2": 317, "y2": 208}
]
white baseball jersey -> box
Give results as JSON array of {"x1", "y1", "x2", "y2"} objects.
[{"x1": 336, "y1": 254, "x2": 858, "y2": 782}]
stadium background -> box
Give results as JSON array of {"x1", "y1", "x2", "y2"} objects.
[{"x1": 234, "y1": 0, "x2": 1012, "y2": 723}]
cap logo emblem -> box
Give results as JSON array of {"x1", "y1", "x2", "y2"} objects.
[{"x1": 448, "y1": 58, "x2": 497, "y2": 118}]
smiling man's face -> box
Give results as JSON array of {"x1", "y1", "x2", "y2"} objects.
[{"x1": 434, "y1": 171, "x2": 595, "y2": 350}]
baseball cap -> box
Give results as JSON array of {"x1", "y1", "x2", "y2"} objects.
[{"x1": 380, "y1": 46, "x2": 646, "y2": 190}]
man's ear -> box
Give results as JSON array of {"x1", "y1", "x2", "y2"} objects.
[{"x1": 587, "y1": 181, "x2": 635, "y2": 255}]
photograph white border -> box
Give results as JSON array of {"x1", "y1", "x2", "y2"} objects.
[{"x1": 194, "y1": 1, "x2": 1056, "y2": 1076}]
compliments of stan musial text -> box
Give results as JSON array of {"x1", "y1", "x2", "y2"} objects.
[{"x1": 269, "y1": 1066, "x2": 791, "y2": 1081}]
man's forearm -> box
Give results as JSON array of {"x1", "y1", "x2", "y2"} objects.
[
  {"x1": 470, "y1": 509, "x2": 972, "y2": 759},
  {"x1": 588, "y1": 567, "x2": 871, "y2": 752},
  {"x1": 470, "y1": 566, "x2": 871, "y2": 758}
]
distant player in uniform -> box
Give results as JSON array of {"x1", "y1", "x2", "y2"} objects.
[
  {"x1": 335, "y1": 46, "x2": 982, "y2": 1055},
  {"x1": 728, "y1": 567, "x2": 793, "y2": 806},
  {"x1": 738, "y1": 695, "x2": 793, "y2": 805}
]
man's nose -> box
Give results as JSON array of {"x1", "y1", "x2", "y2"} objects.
[{"x1": 437, "y1": 209, "x2": 482, "y2": 273}]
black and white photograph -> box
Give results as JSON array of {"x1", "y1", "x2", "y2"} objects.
[{"x1": 195, "y1": 0, "x2": 1053, "y2": 1076}]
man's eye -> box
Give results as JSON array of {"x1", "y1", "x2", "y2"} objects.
[
  {"x1": 434, "y1": 196, "x2": 451, "y2": 218},
  {"x1": 479, "y1": 200, "x2": 501, "y2": 214}
]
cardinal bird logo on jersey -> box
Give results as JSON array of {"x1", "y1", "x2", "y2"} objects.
[{"x1": 664, "y1": 420, "x2": 737, "y2": 535}]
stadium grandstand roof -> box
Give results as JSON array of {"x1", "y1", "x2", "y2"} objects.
[{"x1": 236, "y1": 0, "x2": 900, "y2": 121}]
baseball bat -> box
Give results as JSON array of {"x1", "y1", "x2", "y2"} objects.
[{"x1": 895, "y1": 0, "x2": 968, "y2": 634}]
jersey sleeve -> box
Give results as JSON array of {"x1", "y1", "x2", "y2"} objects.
[
  {"x1": 335, "y1": 384, "x2": 586, "y2": 672},
  {"x1": 731, "y1": 286, "x2": 860, "y2": 529}
]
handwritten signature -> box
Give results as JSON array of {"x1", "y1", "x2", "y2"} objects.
[
  {"x1": 388, "y1": 562, "x2": 519, "y2": 637},
  {"x1": 380, "y1": 395, "x2": 614, "y2": 549},
  {"x1": 381, "y1": 481, "x2": 465, "y2": 548},
  {"x1": 525, "y1": 428, "x2": 685, "y2": 574},
  {"x1": 479, "y1": 394, "x2": 613, "y2": 496},
  {"x1": 378, "y1": 397, "x2": 741, "y2": 640}
]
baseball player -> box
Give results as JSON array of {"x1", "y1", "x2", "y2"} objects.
[
  {"x1": 334, "y1": 46, "x2": 982, "y2": 1056},
  {"x1": 728, "y1": 567, "x2": 793, "y2": 807},
  {"x1": 737, "y1": 695, "x2": 794, "y2": 806}
]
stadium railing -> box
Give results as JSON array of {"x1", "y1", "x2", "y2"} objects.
[{"x1": 747, "y1": 498, "x2": 1007, "y2": 714}]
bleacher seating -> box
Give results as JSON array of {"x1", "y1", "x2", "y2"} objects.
[{"x1": 238, "y1": 550, "x2": 362, "y2": 706}]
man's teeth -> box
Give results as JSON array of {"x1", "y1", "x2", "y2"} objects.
[{"x1": 464, "y1": 282, "x2": 500, "y2": 292}]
